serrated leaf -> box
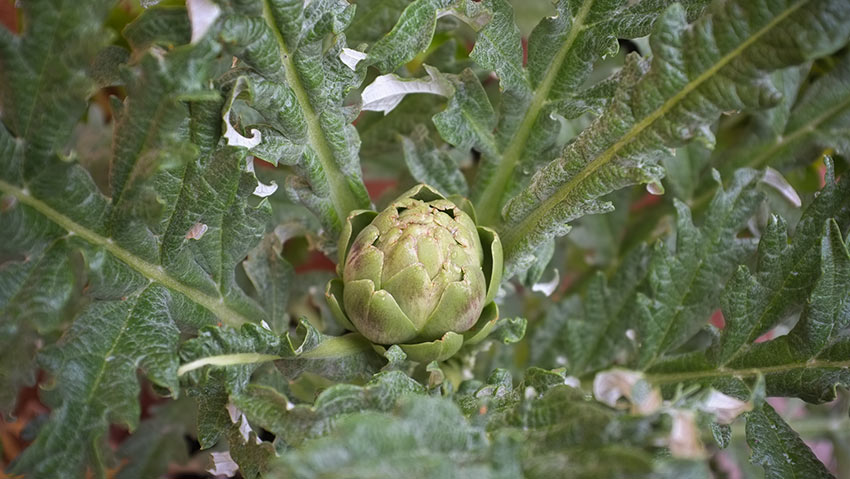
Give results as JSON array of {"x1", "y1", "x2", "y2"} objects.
[
  {"x1": 0, "y1": 4, "x2": 277, "y2": 476},
  {"x1": 746, "y1": 403, "x2": 834, "y2": 478},
  {"x1": 467, "y1": 0, "x2": 710, "y2": 226},
  {"x1": 499, "y1": 0, "x2": 850, "y2": 277},
  {"x1": 379, "y1": 0, "x2": 710, "y2": 229},
  {"x1": 647, "y1": 220, "x2": 850, "y2": 404},
  {"x1": 710, "y1": 163, "x2": 850, "y2": 366},
  {"x1": 10, "y1": 285, "x2": 198, "y2": 477},
  {"x1": 215, "y1": 0, "x2": 371, "y2": 236},
  {"x1": 432, "y1": 68, "x2": 500, "y2": 158},
  {"x1": 266, "y1": 396, "x2": 521, "y2": 479},
  {"x1": 400, "y1": 124, "x2": 468, "y2": 197},
  {"x1": 226, "y1": 420, "x2": 275, "y2": 479},
  {"x1": 729, "y1": 49, "x2": 850, "y2": 172},
  {"x1": 179, "y1": 319, "x2": 382, "y2": 449},
  {"x1": 546, "y1": 245, "x2": 649, "y2": 376},
  {"x1": 635, "y1": 170, "x2": 764, "y2": 368},
  {"x1": 459, "y1": 370, "x2": 706, "y2": 478},
  {"x1": 233, "y1": 370, "x2": 425, "y2": 446}
]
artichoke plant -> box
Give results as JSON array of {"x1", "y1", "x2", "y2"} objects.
[{"x1": 326, "y1": 184, "x2": 503, "y2": 363}]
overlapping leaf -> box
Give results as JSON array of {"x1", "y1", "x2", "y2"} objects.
[
  {"x1": 532, "y1": 245, "x2": 649, "y2": 376},
  {"x1": 211, "y1": 0, "x2": 372, "y2": 239},
  {"x1": 720, "y1": 49, "x2": 850, "y2": 173},
  {"x1": 233, "y1": 370, "x2": 425, "y2": 447},
  {"x1": 648, "y1": 219, "x2": 850, "y2": 404},
  {"x1": 644, "y1": 165, "x2": 850, "y2": 404},
  {"x1": 266, "y1": 396, "x2": 517, "y2": 479},
  {"x1": 261, "y1": 368, "x2": 709, "y2": 478},
  {"x1": 359, "y1": 0, "x2": 709, "y2": 227},
  {"x1": 500, "y1": 0, "x2": 850, "y2": 276},
  {"x1": 532, "y1": 169, "x2": 763, "y2": 376},
  {"x1": 461, "y1": 0, "x2": 710, "y2": 227},
  {"x1": 0, "y1": 4, "x2": 275, "y2": 477}
]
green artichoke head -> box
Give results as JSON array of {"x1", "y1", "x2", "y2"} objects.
[{"x1": 326, "y1": 185, "x2": 503, "y2": 363}]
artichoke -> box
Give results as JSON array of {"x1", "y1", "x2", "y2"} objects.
[{"x1": 326, "y1": 184, "x2": 503, "y2": 363}]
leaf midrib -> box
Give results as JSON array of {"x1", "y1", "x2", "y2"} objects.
[
  {"x1": 21, "y1": 0, "x2": 71, "y2": 141},
  {"x1": 260, "y1": 0, "x2": 365, "y2": 227},
  {"x1": 475, "y1": 0, "x2": 595, "y2": 225},
  {"x1": 501, "y1": 0, "x2": 809, "y2": 258},
  {"x1": 748, "y1": 90, "x2": 850, "y2": 169},
  {"x1": 645, "y1": 191, "x2": 755, "y2": 368},
  {"x1": 0, "y1": 178, "x2": 250, "y2": 327},
  {"x1": 646, "y1": 358, "x2": 850, "y2": 385}
]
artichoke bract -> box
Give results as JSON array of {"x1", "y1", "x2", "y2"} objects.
[{"x1": 326, "y1": 185, "x2": 503, "y2": 363}]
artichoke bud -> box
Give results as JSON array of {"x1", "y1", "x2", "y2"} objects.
[{"x1": 326, "y1": 185, "x2": 503, "y2": 362}]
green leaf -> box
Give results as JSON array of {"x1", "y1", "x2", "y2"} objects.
[
  {"x1": 647, "y1": 222, "x2": 850, "y2": 401},
  {"x1": 122, "y1": 5, "x2": 191, "y2": 51},
  {"x1": 1, "y1": 4, "x2": 275, "y2": 476},
  {"x1": 179, "y1": 319, "x2": 382, "y2": 449},
  {"x1": 233, "y1": 370, "x2": 425, "y2": 446},
  {"x1": 115, "y1": 399, "x2": 196, "y2": 479},
  {"x1": 266, "y1": 396, "x2": 521, "y2": 479},
  {"x1": 499, "y1": 0, "x2": 850, "y2": 276},
  {"x1": 746, "y1": 402, "x2": 834, "y2": 479},
  {"x1": 180, "y1": 323, "x2": 283, "y2": 398},
  {"x1": 709, "y1": 163, "x2": 850, "y2": 366},
  {"x1": 365, "y1": 0, "x2": 456, "y2": 73},
  {"x1": 635, "y1": 170, "x2": 764, "y2": 368},
  {"x1": 10, "y1": 285, "x2": 202, "y2": 477},
  {"x1": 469, "y1": 0, "x2": 710, "y2": 226},
  {"x1": 734, "y1": 49, "x2": 850, "y2": 172},
  {"x1": 346, "y1": 0, "x2": 414, "y2": 46},
  {"x1": 541, "y1": 244, "x2": 649, "y2": 376},
  {"x1": 227, "y1": 422, "x2": 276, "y2": 479},
  {"x1": 243, "y1": 232, "x2": 295, "y2": 332},
  {"x1": 432, "y1": 68, "x2": 500, "y2": 160},
  {"x1": 216, "y1": 0, "x2": 371, "y2": 237},
  {"x1": 459, "y1": 369, "x2": 707, "y2": 478},
  {"x1": 532, "y1": 168, "x2": 769, "y2": 376},
  {"x1": 400, "y1": 124, "x2": 469, "y2": 197},
  {"x1": 0, "y1": 0, "x2": 113, "y2": 172},
  {"x1": 644, "y1": 166, "x2": 850, "y2": 404}
]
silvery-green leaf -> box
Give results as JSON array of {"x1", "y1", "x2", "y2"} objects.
[
  {"x1": 500, "y1": 0, "x2": 850, "y2": 277},
  {"x1": 401, "y1": 124, "x2": 469, "y2": 197},
  {"x1": 215, "y1": 0, "x2": 371, "y2": 236}
]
